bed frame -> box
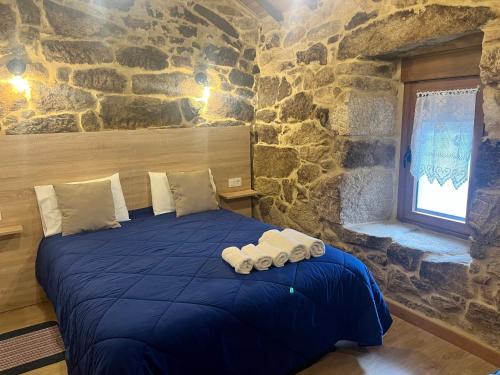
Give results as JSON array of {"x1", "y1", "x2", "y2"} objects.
[{"x1": 0, "y1": 126, "x2": 251, "y2": 313}]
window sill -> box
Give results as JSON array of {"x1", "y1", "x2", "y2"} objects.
[{"x1": 343, "y1": 221, "x2": 472, "y2": 265}]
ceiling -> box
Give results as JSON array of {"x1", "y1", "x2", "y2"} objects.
[{"x1": 236, "y1": 0, "x2": 318, "y2": 21}]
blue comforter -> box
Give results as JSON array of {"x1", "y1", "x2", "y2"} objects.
[{"x1": 36, "y1": 208, "x2": 392, "y2": 375}]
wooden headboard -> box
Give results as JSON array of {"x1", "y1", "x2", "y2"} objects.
[{"x1": 0, "y1": 126, "x2": 251, "y2": 313}]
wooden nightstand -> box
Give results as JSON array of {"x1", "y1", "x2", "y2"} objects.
[
  {"x1": 219, "y1": 189, "x2": 257, "y2": 217},
  {"x1": 0, "y1": 224, "x2": 23, "y2": 238}
]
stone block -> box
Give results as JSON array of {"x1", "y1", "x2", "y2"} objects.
[
  {"x1": 194, "y1": 4, "x2": 238, "y2": 39},
  {"x1": 340, "y1": 168, "x2": 394, "y2": 224},
  {"x1": 281, "y1": 179, "x2": 295, "y2": 203},
  {"x1": 465, "y1": 302, "x2": 500, "y2": 337},
  {"x1": 314, "y1": 67, "x2": 335, "y2": 88},
  {"x1": 336, "y1": 61, "x2": 394, "y2": 79},
  {"x1": 340, "y1": 227, "x2": 393, "y2": 249},
  {"x1": 42, "y1": 40, "x2": 113, "y2": 64},
  {"x1": 178, "y1": 24, "x2": 197, "y2": 38},
  {"x1": 180, "y1": 98, "x2": 201, "y2": 122},
  {"x1": 483, "y1": 86, "x2": 500, "y2": 139},
  {"x1": 307, "y1": 21, "x2": 341, "y2": 40},
  {"x1": 169, "y1": 6, "x2": 208, "y2": 26},
  {"x1": 474, "y1": 138, "x2": 499, "y2": 189},
  {"x1": 6, "y1": 114, "x2": 78, "y2": 134},
  {"x1": 256, "y1": 109, "x2": 277, "y2": 123},
  {"x1": 229, "y1": 69, "x2": 254, "y2": 88},
  {"x1": 310, "y1": 174, "x2": 342, "y2": 223},
  {"x1": 330, "y1": 91, "x2": 396, "y2": 136},
  {"x1": 255, "y1": 123, "x2": 278, "y2": 144},
  {"x1": 288, "y1": 202, "x2": 321, "y2": 235},
  {"x1": 297, "y1": 164, "x2": 321, "y2": 185},
  {"x1": 117, "y1": 46, "x2": 168, "y2": 70},
  {"x1": 338, "y1": 5, "x2": 495, "y2": 59},
  {"x1": 280, "y1": 92, "x2": 314, "y2": 122},
  {"x1": 480, "y1": 47, "x2": 500, "y2": 84},
  {"x1": 132, "y1": 73, "x2": 199, "y2": 97},
  {"x1": 298, "y1": 145, "x2": 329, "y2": 164},
  {"x1": 33, "y1": 83, "x2": 96, "y2": 113},
  {"x1": 44, "y1": 0, "x2": 123, "y2": 38},
  {"x1": 56, "y1": 68, "x2": 70, "y2": 82},
  {"x1": 281, "y1": 121, "x2": 330, "y2": 146},
  {"x1": 338, "y1": 139, "x2": 395, "y2": 168},
  {"x1": 387, "y1": 269, "x2": 419, "y2": 296},
  {"x1": 257, "y1": 76, "x2": 279, "y2": 108},
  {"x1": 283, "y1": 27, "x2": 306, "y2": 48},
  {"x1": 0, "y1": 4, "x2": 17, "y2": 42},
  {"x1": 122, "y1": 15, "x2": 151, "y2": 30},
  {"x1": 99, "y1": 96, "x2": 182, "y2": 129},
  {"x1": 243, "y1": 48, "x2": 256, "y2": 61},
  {"x1": 94, "y1": 0, "x2": 134, "y2": 11},
  {"x1": 73, "y1": 68, "x2": 127, "y2": 93},
  {"x1": 206, "y1": 93, "x2": 254, "y2": 122},
  {"x1": 297, "y1": 43, "x2": 327, "y2": 65},
  {"x1": 469, "y1": 189, "x2": 500, "y2": 245},
  {"x1": 17, "y1": 0, "x2": 40, "y2": 25},
  {"x1": 419, "y1": 260, "x2": 471, "y2": 298},
  {"x1": 387, "y1": 243, "x2": 424, "y2": 272},
  {"x1": 429, "y1": 295, "x2": 465, "y2": 313},
  {"x1": 253, "y1": 145, "x2": 300, "y2": 178},
  {"x1": 337, "y1": 75, "x2": 394, "y2": 92},
  {"x1": 81, "y1": 110, "x2": 101, "y2": 132},
  {"x1": 204, "y1": 44, "x2": 239, "y2": 67},
  {"x1": 346, "y1": 11, "x2": 378, "y2": 31},
  {"x1": 254, "y1": 177, "x2": 281, "y2": 196}
]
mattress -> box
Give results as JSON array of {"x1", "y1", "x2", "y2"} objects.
[{"x1": 36, "y1": 208, "x2": 392, "y2": 375}]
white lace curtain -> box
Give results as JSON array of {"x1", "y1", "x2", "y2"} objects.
[{"x1": 410, "y1": 88, "x2": 478, "y2": 189}]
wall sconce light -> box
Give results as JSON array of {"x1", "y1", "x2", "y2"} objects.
[
  {"x1": 7, "y1": 58, "x2": 26, "y2": 76},
  {"x1": 194, "y1": 71, "x2": 210, "y2": 104},
  {"x1": 194, "y1": 71, "x2": 209, "y2": 86},
  {"x1": 6, "y1": 58, "x2": 30, "y2": 98}
]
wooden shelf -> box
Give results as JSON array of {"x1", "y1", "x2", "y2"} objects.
[
  {"x1": 0, "y1": 225, "x2": 23, "y2": 237},
  {"x1": 219, "y1": 189, "x2": 258, "y2": 200}
]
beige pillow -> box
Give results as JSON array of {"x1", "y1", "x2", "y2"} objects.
[
  {"x1": 54, "y1": 180, "x2": 121, "y2": 236},
  {"x1": 167, "y1": 169, "x2": 219, "y2": 217}
]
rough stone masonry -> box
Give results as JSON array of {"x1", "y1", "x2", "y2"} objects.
[
  {"x1": 253, "y1": 0, "x2": 500, "y2": 350},
  {"x1": 0, "y1": 0, "x2": 259, "y2": 133}
]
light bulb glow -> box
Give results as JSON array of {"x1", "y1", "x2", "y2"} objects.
[
  {"x1": 8, "y1": 76, "x2": 30, "y2": 98},
  {"x1": 199, "y1": 86, "x2": 210, "y2": 104}
]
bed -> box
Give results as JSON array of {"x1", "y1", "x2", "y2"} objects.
[{"x1": 36, "y1": 208, "x2": 392, "y2": 375}]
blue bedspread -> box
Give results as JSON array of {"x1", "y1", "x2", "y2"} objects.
[{"x1": 36, "y1": 208, "x2": 392, "y2": 375}]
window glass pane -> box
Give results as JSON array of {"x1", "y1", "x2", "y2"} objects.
[{"x1": 414, "y1": 170, "x2": 469, "y2": 223}]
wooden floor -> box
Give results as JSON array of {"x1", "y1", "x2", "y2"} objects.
[{"x1": 0, "y1": 303, "x2": 496, "y2": 375}]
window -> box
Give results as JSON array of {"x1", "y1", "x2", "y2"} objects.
[{"x1": 398, "y1": 75, "x2": 483, "y2": 238}]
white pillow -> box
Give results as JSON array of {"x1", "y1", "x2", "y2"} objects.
[
  {"x1": 35, "y1": 173, "x2": 130, "y2": 237},
  {"x1": 149, "y1": 172, "x2": 175, "y2": 215},
  {"x1": 149, "y1": 169, "x2": 217, "y2": 216}
]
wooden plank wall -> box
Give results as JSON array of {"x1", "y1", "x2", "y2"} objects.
[{"x1": 0, "y1": 126, "x2": 251, "y2": 312}]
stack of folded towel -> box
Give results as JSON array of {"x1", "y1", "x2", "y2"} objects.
[{"x1": 222, "y1": 228, "x2": 326, "y2": 274}]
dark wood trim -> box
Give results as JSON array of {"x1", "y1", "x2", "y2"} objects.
[
  {"x1": 254, "y1": 0, "x2": 283, "y2": 21},
  {"x1": 397, "y1": 76, "x2": 484, "y2": 238},
  {"x1": 386, "y1": 299, "x2": 500, "y2": 367},
  {"x1": 402, "y1": 46, "x2": 482, "y2": 83}
]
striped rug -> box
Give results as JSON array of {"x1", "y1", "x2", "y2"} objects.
[{"x1": 0, "y1": 321, "x2": 65, "y2": 375}]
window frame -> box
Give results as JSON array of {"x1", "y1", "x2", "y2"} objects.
[{"x1": 397, "y1": 76, "x2": 484, "y2": 238}]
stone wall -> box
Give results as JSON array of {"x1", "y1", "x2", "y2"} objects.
[
  {"x1": 253, "y1": 0, "x2": 500, "y2": 349},
  {"x1": 0, "y1": 0, "x2": 259, "y2": 134}
]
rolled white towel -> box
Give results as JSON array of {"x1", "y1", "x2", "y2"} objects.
[
  {"x1": 257, "y1": 242, "x2": 288, "y2": 267},
  {"x1": 222, "y1": 246, "x2": 253, "y2": 274},
  {"x1": 259, "y1": 229, "x2": 307, "y2": 263},
  {"x1": 281, "y1": 228, "x2": 326, "y2": 258},
  {"x1": 241, "y1": 244, "x2": 273, "y2": 271}
]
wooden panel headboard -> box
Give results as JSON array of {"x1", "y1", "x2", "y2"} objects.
[{"x1": 0, "y1": 126, "x2": 251, "y2": 313}]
